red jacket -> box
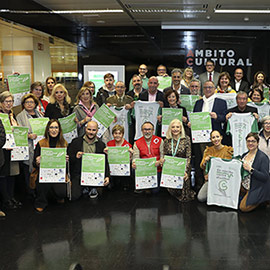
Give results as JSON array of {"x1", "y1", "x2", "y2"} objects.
[{"x1": 107, "y1": 139, "x2": 132, "y2": 148}]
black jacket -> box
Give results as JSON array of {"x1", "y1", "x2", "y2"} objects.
[
  {"x1": 230, "y1": 80, "x2": 250, "y2": 93},
  {"x1": 45, "y1": 103, "x2": 72, "y2": 120},
  {"x1": 0, "y1": 119, "x2": 6, "y2": 169},
  {"x1": 139, "y1": 90, "x2": 165, "y2": 103},
  {"x1": 96, "y1": 88, "x2": 116, "y2": 107},
  {"x1": 68, "y1": 136, "x2": 110, "y2": 178}
]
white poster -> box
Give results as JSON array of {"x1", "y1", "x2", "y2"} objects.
[
  {"x1": 216, "y1": 93, "x2": 237, "y2": 110},
  {"x1": 134, "y1": 101, "x2": 160, "y2": 140},
  {"x1": 207, "y1": 158, "x2": 242, "y2": 209}
]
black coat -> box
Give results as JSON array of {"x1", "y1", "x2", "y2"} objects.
[
  {"x1": 44, "y1": 103, "x2": 72, "y2": 120},
  {"x1": 242, "y1": 149, "x2": 270, "y2": 206},
  {"x1": 0, "y1": 119, "x2": 6, "y2": 169},
  {"x1": 139, "y1": 90, "x2": 165, "y2": 103},
  {"x1": 230, "y1": 80, "x2": 250, "y2": 93},
  {"x1": 68, "y1": 137, "x2": 110, "y2": 178}
]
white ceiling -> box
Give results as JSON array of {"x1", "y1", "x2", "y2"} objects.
[{"x1": 33, "y1": 0, "x2": 270, "y2": 27}]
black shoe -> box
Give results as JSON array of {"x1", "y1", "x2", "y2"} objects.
[
  {"x1": 3, "y1": 200, "x2": 17, "y2": 210},
  {"x1": 69, "y1": 263, "x2": 83, "y2": 270},
  {"x1": 11, "y1": 198, "x2": 22, "y2": 207}
]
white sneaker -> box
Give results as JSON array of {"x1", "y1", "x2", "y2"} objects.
[{"x1": 89, "y1": 188, "x2": 98, "y2": 199}]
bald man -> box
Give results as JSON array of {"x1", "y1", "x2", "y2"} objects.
[{"x1": 68, "y1": 121, "x2": 110, "y2": 200}]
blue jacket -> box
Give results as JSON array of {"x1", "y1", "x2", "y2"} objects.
[{"x1": 193, "y1": 97, "x2": 227, "y2": 133}]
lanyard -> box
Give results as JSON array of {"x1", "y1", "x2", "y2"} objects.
[{"x1": 171, "y1": 137, "x2": 181, "y2": 157}]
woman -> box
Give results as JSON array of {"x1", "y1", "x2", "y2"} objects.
[
  {"x1": 181, "y1": 67, "x2": 194, "y2": 88},
  {"x1": 45, "y1": 83, "x2": 72, "y2": 119},
  {"x1": 159, "y1": 89, "x2": 190, "y2": 136},
  {"x1": 0, "y1": 91, "x2": 21, "y2": 209},
  {"x1": 105, "y1": 125, "x2": 133, "y2": 190},
  {"x1": 216, "y1": 72, "x2": 236, "y2": 93},
  {"x1": 240, "y1": 132, "x2": 270, "y2": 212},
  {"x1": 197, "y1": 130, "x2": 234, "y2": 202},
  {"x1": 43, "y1": 77, "x2": 56, "y2": 102},
  {"x1": 30, "y1": 81, "x2": 48, "y2": 115},
  {"x1": 0, "y1": 119, "x2": 6, "y2": 216},
  {"x1": 83, "y1": 81, "x2": 96, "y2": 101},
  {"x1": 31, "y1": 119, "x2": 68, "y2": 212},
  {"x1": 258, "y1": 116, "x2": 270, "y2": 160},
  {"x1": 163, "y1": 119, "x2": 195, "y2": 202},
  {"x1": 248, "y1": 88, "x2": 267, "y2": 103},
  {"x1": 251, "y1": 71, "x2": 269, "y2": 91},
  {"x1": 16, "y1": 93, "x2": 43, "y2": 194},
  {"x1": 73, "y1": 86, "x2": 99, "y2": 137}
]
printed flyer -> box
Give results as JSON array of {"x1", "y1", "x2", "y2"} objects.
[
  {"x1": 11, "y1": 126, "x2": 29, "y2": 161},
  {"x1": 108, "y1": 146, "x2": 130, "y2": 176},
  {"x1": 59, "y1": 113, "x2": 78, "y2": 143},
  {"x1": 161, "y1": 108, "x2": 183, "y2": 137}
]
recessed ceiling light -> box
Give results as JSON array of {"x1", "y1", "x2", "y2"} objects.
[
  {"x1": 214, "y1": 9, "x2": 270, "y2": 14},
  {"x1": 0, "y1": 9, "x2": 124, "y2": 14},
  {"x1": 96, "y1": 20, "x2": 105, "y2": 24}
]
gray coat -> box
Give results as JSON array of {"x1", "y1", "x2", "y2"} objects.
[{"x1": 16, "y1": 109, "x2": 43, "y2": 172}]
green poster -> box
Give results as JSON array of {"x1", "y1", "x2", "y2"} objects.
[
  {"x1": 59, "y1": 113, "x2": 78, "y2": 143},
  {"x1": 157, "y1": 76, "x2": 172, "y2": 90},
  {"x1": 189, "y1": 112, "x2": 212, "y2": 143},
  {"x1": 39, "y1": 148, "x2": 66, "y2": 183},
  {"x1": 108, "y1": 147, "x2": 130, "y2": 176},
  {"x1": 135, "y1": 157, "x2": 158, "y2": 189},
  {"x1": 29, "y1": 117, "x2": 49, "y2": 136},
  {"x1": 162, "y1": 108, "x2": 183, "y2": 137},
  {"x1": 13, "y1": 126, "x2": 28, "y2": 147},
  {"x1": 92, "y1": 104, "x2": 116, "y2": 137},
  {"x1": 0, "y1": 113, "x2": 12, "y2": 133},
  {"x1": 81, "y1": 153, "x2": 105, "y2": 186},
  {"x1": 263, "y1": 87, "x2": 269, "y2": 100},
  {"x1": 180, "y1": 95, "x2": 200, "y2": 112}
]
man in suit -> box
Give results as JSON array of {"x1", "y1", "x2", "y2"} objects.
[
  {"x1": 199, "y1": 60, "x2": 220, "y2": 90},
  {"x1": 230, "y1": 68, "x2": 250, "y2": 93},
  {"x1": 163, "y1": 68, "x2": 190, "y2": 96},
  {"x1": 192, "y1": 80, "x2": 227, "y2": 191}
]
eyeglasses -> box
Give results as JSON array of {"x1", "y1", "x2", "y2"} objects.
[
  {"x1": 4, "y1": 100, "x2": 13, "y2": 104},
  {"x1": 264, "y1": 122, "x2": 270, "y2": 126},
  {"x1": 206, "y1": 64, "x2": 214, "y2": 67},
  {"x1": 190, "y1": 85, "x2": 199, "y2": 88},
  {"x1": 203, "y1": 86, "x2": 214, "y2": 90}
]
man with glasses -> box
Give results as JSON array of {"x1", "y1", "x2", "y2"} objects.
[
  {"x1": 132, "y1": 122, "x2": 164, "y2": 193},
  {"x1": 129, "y1": 64, "x2": 149, "y2": 91},
  {"x1": 199, "y1": 60, "x2": 220, "y2": 87},
  {"x1": 156, "y1": 64, "x2": 169, "y2": 77},
  {"x1": 230, "y1": 68, "x2": 250, "y2": 93}
]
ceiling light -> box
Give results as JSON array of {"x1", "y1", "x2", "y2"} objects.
[
  {"x1": 130, "y1": 8, "x2": 206, "y2": 13},
  {"x1": 0, "y1": 9, "x2": 124, "y2": 14},
  {"x1": 162, "y1": 24, "x2": 270, "y2": 30},
  {"x1": 214, "y1": 9, "x2": 270, "y2": 14}
]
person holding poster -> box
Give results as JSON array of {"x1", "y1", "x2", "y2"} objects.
[
  {"x1": 0, "y1": 119, "x2": 6, "y2": 216},
  {"x1": 0, "y1": 91, "x2": 21, "y2": 210},
  {"x1": 132, "y1": 122, "x2": 164, "y2": 193},
  {"x1": 30, "y1": 81, "x2": 48, "y2": 115},
  {"x1": 68, "y1": 121, "x2": 110, "y2": 200},
  {"x1": 43, "y1": 76, "x2": 56, "y2": 103},
  {"x1": 240, "y1": 133, "x2": 270, "y2": 212},
  {"x1": 31, "y1": 119, "x2": 68, "y2": 212},
  {"x1": 192, "y1": 81, "x2": 227, "y2": 191},
  {"x1": 163, "y1": 119, "x2": 195, "y2": 202},
  {"x1": 259, "y1": 116, "x2": 270, "y2": 163},
  {"x1": 73, "y1": 86, "x2": 99, "y2": 137},
  {"x1": 45, "y1": 84, "x2": 72, "y2": 120},
  {"x1": 197, "y1": 130, "x2": 233, "y2": 202},
  {"x1": 16, "y1": 93, "x2": 43, "y2": 194}
]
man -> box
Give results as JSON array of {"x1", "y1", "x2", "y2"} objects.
[
  {"x1": 132, "y1": 122, "x2": 164, "y2": 193},
  {"x1": 68, "y1": 121, "x2": 110, "y2": 199},
  {"x1": 127, "y1": 75, "x2": 146, "y2": 100},
  {"x1": 139, "y1": 76, "x2": 165, "y2": 106},
  {"x1": 157, "y1": 64, "x2": 169, "y2": 77},
  {"x1": 189, "y1": 79, "x2": 201, "y2": 96},
  {"x1": 106, "y1": 81, "x2": 133, "y2": 109},
  {"x1": 96, "y1": 73, "x2": 116, "y2": 107},
  {"x1": 163, "y1": 68, "x2": 190, "y2": 97},
  {"x1": 199, "y1": 60, "x2": 220, "y2": 88},
  {"x1": 192, "y1": 81, "x2": 227, "y2": 190},
  {"x1": 230, "y1": 68, "x2": 250, "y2": 93},
  {"x1": 129, "y1": 64, "x2": 149, "y2": 91}
]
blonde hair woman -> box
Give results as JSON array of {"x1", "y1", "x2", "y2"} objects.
[
  {"x1": 181, "y1": 67, "x2": 194, "y2": 88},
  {"x1": 43, "y1": 76, "x2": 56, "y2": 102},
  {"x1": 45, "y1": 83, "x2": 72, "y2": 119},
  {"x1": 163, "y1": 119, "x2": 195, "y2": 202}
]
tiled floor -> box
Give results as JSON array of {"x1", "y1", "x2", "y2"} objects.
[{"x1": 1, "y1": 189, "x2": 270, "y2": 270}]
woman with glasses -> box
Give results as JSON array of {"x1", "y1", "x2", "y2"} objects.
[
  {"x1": 0, "y1": 91, "x2": 21, "y2": 210},
  {"x1": 240, "y1": 132, "x2": 270, "y2": 212},
  {"x1": 17, "y1": 93, "x2": 43, "y2": 195},
  {"x1": 30, "y1": 119, "x2": 68, "y2": 212}
]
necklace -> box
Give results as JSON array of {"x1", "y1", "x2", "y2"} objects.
[{"x1": 171, "y1": 137, "x2": 181, "y2": 157}]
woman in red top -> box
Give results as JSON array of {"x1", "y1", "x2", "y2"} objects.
[{"x1": 107, "y1": 125, "x2": 132, "y2": 148}]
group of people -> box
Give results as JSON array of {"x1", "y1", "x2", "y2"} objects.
[{"x1": 0, "y1": 61, "x2": 270, "y2": 217}]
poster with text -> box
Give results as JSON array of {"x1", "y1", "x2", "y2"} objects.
[
  {"x1": 59, "y1": 113, "x2": 78, "y2": 143},
  {"x1": 108, "y1": 146, "x2": 130, "y2": 176},
  {"x1": 11, "y1": 126, "x2": 29, "y2": 161},
  {"x1": 162, "y1": 108, "x2": 183, "y2": 137}
]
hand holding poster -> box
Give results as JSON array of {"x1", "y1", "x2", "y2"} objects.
[
  {"x1": 81, "y1": 153, "x2": 105, "y2": 186},
  {"x1": 7, "y1": 74, "x2": 30, "y2": 106},
  {"x1": 11, "y1": 126, "x2": 29, "y2": 161},
  {"x1": 135, "y1": 158, "x2": 157, "y2": 190},
  {"x1": 92, "y1": 104, "x2": 116, "y2": 138},
  {"x1": 0, "y1": 113, "x2": 16, "y2": 148},
  {"x1": 160, "y1": 156, "x2": 187, "y2": 189},
  {"x1": 161, "y1": 108, "x2": 183, "y2": 137},
  {"x1": 29, "y1": 118, "x2": 49, "y2": 147},
  {"x1": 189, "y1": 112, "x2": 212, "y2": 143},
  {"x1": 108, "y1": 147, "x2": 130, "y2": 176},
  {"x1": 39, "y1": 148, "x2": 66, "y2": 183},
  {"x1": 59, "y1": 113, "x2": 78, "y2": 143},
  {"x1": 207, "y1": 158, "x2": 242, "y2": 209},
  {"x1": 180, "y1": 95, "x2": 200, "y2": 113},
  {"x1": 157, "y1": 76, "x2": 172, "y2": 90}
]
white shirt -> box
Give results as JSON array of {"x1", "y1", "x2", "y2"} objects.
[
  {"x1": 202, "y1": 94, "x2": 216, "y2": 112},
  {"x1": 235, "y1": 79, "x2": 242, "y2": 92}
]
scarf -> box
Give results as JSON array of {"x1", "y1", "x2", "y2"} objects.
[
  {"x1": 202, "y1": 94, "x2": 216, "y2": 112},
  {"x1": 79, "y1": 101, "x2": 96, "y2": 118}
]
